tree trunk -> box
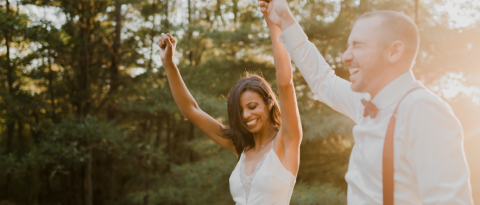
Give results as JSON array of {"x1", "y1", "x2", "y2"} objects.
[
  {"x1": 108, "y1": 0, "x2": 122, "y2": 120},
  {"x1": 166, "y1": 114, "x2": 172, "y2": 172},
  {"x1": 188, "y1": 0, "x2": 193, "y2": 65},
  {"x1": 48, "y1": 47, "x2": 57, "y2": 123},
  {"x1": 233, "y1": 0, "x2": 238, "y2": 23},
  {"x1": 155, "y1": 111, "x2": 164, "y2": 148},
  {"x1": 359, "y1": 0, "x2": 368, "y2": 13},
  {"x1": 78, "y1": 2, "x2": 93, "y2": 204},
  {"x1": 3, "y1": 1, "x2": 14, "y2": 200},
  {"x1": 84, "y1": 152, "x2": 93, "y2": 205},
  {"x1": 78, "y1": 11, "x2": 91, "y2": 119},
  {"x1": 148, "y1": 0, "x2": 159, "y2": 73},
  {"x1": 189, "y1": 122, "x2": 195, "y2": 162},
  {"x1": 5, "y1": 0, "x2": 13, "y2": 93},
  {"x1": 164, "y1": 0, "x2": 169, "y2": 30},
  {"x1": 105, "y1": 1, "x2": 122, "y2": 201},
  {"x1": 4, "y1": 0, "x2": 14, "y2": 151}
]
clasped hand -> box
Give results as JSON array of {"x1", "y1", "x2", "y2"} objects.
[
  {"x1": 258, "y1": 0, "x2": 296, "y2": 30},
  {"x1": 158, "y1": 33, "x2": 176, "y2": 64},
  {"x1": 158, "y1": 0, "x2": 294, "y2": 64}
]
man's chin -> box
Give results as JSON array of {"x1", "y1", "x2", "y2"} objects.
[{"x1": 350, "y1": 82, "x2": 364, "y2": 93}]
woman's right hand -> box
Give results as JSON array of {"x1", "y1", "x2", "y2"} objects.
[{"x1": 158, "y1": 33, "x2": 176, "y2": 64}]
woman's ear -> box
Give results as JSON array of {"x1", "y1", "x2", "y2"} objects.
[{"x1": 268, "y1": 100, "x2": 273, "y2": 111}]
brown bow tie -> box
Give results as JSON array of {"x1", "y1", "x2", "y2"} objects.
[{"x1": 361, "y1": 99, "x2": 378, "y2": 118}]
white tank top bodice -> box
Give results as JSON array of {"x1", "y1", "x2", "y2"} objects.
[{"x1": 229, "y1": 140, "x2": 296, "y2": 205}]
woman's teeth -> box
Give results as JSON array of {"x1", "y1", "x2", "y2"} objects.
[{"x1": 246, "y1": 119, "x2": 257, "y2": 126}]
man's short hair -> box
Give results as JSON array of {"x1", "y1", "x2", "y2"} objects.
[{"x1": 358, "y1": 10, "x2": 420, "y2": 65}]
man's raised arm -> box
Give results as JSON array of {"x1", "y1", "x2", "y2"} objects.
[{"x1": 259, "y1": 0, "x2": 365, "y2": 121}]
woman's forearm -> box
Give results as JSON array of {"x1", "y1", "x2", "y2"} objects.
[
  {"x1": 268, "y1": 23, "x2": 293, "y2": 88},
  {"x1": 163, "y1": 61, "x2": 200, "y2": 118}
]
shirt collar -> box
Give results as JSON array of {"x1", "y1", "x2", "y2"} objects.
[{"x1": 370, "y1": 71, "x2": 418, "y2": 110}]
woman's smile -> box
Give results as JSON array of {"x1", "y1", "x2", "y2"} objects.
[{"x1": 245, "y1": 118, "x2": 259, "y2": 127}]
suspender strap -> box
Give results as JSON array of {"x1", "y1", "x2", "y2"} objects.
[{"x1": 383, "y1": 87, "x2": 423, "y2": 205}]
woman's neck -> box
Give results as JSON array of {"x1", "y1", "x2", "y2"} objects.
[{"x1": 251, "y1": 124, "x2": 277, "y2": 152}]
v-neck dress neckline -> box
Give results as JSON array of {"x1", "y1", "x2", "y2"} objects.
[
  {"x1": 239, "y1": 143, "x2": 272, "y2": 202},
  {"x1": 229, "y1": 139, "x2": 297, "y2": 205}
]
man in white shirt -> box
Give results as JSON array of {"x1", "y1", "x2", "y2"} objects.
[{"x1": 259, "y1": 0, "x2": 474, "y2": 204}]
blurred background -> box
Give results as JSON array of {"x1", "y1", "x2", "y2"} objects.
[{"x1": 0, "y1": 0, "x2": 479, "y2": 204}]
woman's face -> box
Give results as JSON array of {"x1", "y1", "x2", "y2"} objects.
[{"x1": 239, "y1": 90, "x2": 271, "y2": 134}]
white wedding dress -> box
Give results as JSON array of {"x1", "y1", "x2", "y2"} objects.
[{"x1": 229, "y1": 140, "x2": 296, "y2": 205}]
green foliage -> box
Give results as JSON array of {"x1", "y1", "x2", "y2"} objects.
[{"x1": 291, "y1": 183, "x2": 347, "y2": 205}]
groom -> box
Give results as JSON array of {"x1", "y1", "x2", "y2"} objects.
[{"x1": 259, "y1": 0, "x2": 474, "y2": 204}]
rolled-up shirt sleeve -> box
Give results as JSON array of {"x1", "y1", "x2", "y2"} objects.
[
  {"x1": 278, "y1": 23, "x2": 365, "y2": 122},
  {"x1": 405, "y1": 95, "x2": 474, "y2": 205}
]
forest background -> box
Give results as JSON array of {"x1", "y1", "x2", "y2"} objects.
[{"x1": 0, "y1": 0, "x2": 479, "y2": 204}]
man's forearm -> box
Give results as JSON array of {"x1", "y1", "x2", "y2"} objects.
[
  {"x1": 278, "y1": 22, "x2": 363, "y2": 121},
  {"x1": 280, "y1": 13, "x2": 296, "y2": 32}
]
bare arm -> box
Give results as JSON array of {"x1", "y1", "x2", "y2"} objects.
[
  {"x1": 158, "y1": 34, "x2": 237, "y2": 156},
  {"x1": 268, "y1": 24, "x2": 302, "y2": 147}
]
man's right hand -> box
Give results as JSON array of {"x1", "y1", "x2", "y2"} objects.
[
  {"x1": 259, "y1": 0, "x2": 296, "y2": 31},
  {"x1": 158, "y1": 33, "x2": 176, "y2": 64}
]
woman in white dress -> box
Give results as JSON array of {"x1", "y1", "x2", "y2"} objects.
[{"x1": 158, "y1": 17, "x2": 302, "y2": 205}]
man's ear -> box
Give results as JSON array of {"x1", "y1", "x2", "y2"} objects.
[{"x1": 388, "y1": 40, "x2": 405, "y2": 64}]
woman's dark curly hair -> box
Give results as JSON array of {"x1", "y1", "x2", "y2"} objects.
[{"x1": 222, "y1": 74, "x2": 282, "y2": 158}]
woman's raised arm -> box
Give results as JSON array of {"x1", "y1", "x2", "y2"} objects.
[
  {"x1": 267, "y1": 24, "x2": 303, "y2": 150},
  {"x1": 158, "y1": 33, "x2": 237, "y2": 156}
]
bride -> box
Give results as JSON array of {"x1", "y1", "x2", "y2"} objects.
[{"x1": 158, "y1": 18, "x2": 302, "y2": 205}]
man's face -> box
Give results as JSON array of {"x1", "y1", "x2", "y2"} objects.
[{"x1": 342, "y1": 17, "x2": 389, "y2": 93}]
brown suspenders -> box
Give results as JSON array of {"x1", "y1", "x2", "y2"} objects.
[{"x1": 383, "y1": 87, "x2": 423, "y2": 205}]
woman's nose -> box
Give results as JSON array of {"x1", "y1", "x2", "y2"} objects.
[{"x1": 243, "y1": 110, "x2": 251, "y2": 120}]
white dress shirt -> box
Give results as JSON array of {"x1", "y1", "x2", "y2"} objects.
[{"x1": 278, "y1": 23, "x2": 474, "y2": 205}]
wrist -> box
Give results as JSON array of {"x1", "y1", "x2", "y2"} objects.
[{"x1": 162, "y1": 60, "x2": 175, "y2": 68}]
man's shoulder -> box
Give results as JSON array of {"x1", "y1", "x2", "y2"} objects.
[
  {"x1": 397, "y1": 86, "x2": 463, "y2": 138},
  {"x1": 399, "y1": 86, "x2": 456, "y2": 118}
]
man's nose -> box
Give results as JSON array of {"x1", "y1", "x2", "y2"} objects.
[{"x1": 342, "y1": 49, "x2": 353, "y2": 64}]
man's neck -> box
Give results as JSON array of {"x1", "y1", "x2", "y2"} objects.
[{"x1": 368, "y1": 69, "x2": 412, "y2": 99}]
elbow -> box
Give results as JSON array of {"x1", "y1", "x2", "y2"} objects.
[
  {"x1": 179, "y1": 101, "x2": 201, "y2": 120},
  {"x1": 277, "y1": 82, "x2": 294, "y2": 91}
]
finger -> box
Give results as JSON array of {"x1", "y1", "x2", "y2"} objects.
[
  {"x1": 159, "y1": 37, "x2": 166, "y2": 49},
  {"x1": 161, "y1": 33, "x2": 169, "y2": 40},
  {"x1": 258, "y1": 0, "x2": 269, "y2": 5},
  {"x1": 161, "y1": 33, "x2": 172, "y2": 47},
  {"x1": 161, "y1": 33, "x2": 169, "y2": 46},
  {"x1": 157, "y1": 38, "x2": 162, "y2": 48},
  {"x1": 159, "y1": 33, "x2": 167, "y2": 48},
  {"x1": 165, "y1": 37, "x2": 173, "y2": 48},
  {"x1": 158, "y1": 38, "x2": 165, "y2": 49},
  {"x1": 166, "y1": 33, "x2": 176, "y2": 44},
  {"x1": 160, "y1": 33, "x2": 166, "y2": 48},
  {"x1": 259, "y1": 1, "x2": 268, "y2": 7}
]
